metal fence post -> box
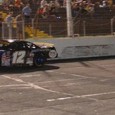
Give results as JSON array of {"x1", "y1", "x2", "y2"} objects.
[
  {"x1": 49, "y1": 24, "x2": 52, "y2": 36},
  {"x1": 111, "y1": 18, "x2": 114, "y2": 35},
  {"x1": 22, "y1": 20, "x2": 25, "y2": 39},
  {"x1": 2, "y1": 22, "x2": 4, "y2": 39},
  {"x1": 9, "y1": 23, "x2": 12, "y2": 39},
  {"x1": 83, "y1": 21, "x2": 86, "y2": 36},
  {"x1": 32, "y1": 18, "x2": 34, "y2": 37}
]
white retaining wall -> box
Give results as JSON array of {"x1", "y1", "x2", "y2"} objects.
[{"x1": 28, "y1": 36, "x2": 115, "y2": 59}]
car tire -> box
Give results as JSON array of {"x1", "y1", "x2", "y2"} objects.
[{"x1": 34, "y1": 55, "x2": 46, "y2": 67}]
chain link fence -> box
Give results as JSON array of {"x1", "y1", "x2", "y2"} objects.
[
  {"x1": 34, "y1": 17, "x2": 115, "y2": 37},
  {"x1": 0, "y1": 18, "x2": 115, "y2": 39},
  {"x1": 1, "y1": 21, "x2": 25, "y2": 39}
]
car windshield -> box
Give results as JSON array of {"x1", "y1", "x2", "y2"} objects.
[
  {"x1": 26, "y1": 42, "x2": 38, "y2": 49},
  {"x1": 8, "y1": 41, "x2": 38, "y2": 50}
]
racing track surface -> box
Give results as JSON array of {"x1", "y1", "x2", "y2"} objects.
[{"x1": 0, "y1": 57, "x2": 115, "y2": 115}]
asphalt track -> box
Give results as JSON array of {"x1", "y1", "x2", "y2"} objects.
[{"x1": 0, "y1": 57, "x2": 115, "y2": 115}]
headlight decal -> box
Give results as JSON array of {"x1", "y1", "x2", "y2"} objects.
[{"x1": 49, "y1": 50, "x2": 57, "y2": 58}]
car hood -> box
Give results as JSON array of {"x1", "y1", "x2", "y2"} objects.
[
  {"x1": 0, "y1": 40, "x2": 10, "y2": 46},
  {"x1": 33, "y1": 42, "x2": 55, "y2": 48}
]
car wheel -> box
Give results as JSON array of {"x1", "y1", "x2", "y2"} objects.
[{"x1": 34, "y1": 56, "x2": 46, "y2": 67}]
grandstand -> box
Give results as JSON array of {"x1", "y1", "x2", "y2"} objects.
[{"x1": 0, "y1": 0, "x2": 115, "y2": 39}]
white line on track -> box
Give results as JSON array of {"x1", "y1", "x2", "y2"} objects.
[
  {"x1": 47, "y1": 91, "x2": 115, "y2": 102},
  {"x1": 70, "y1": 74, "x2": 90, "y2": 78},
  {"x1": 0, "y1": 84, "x2": 29, "y2": 88},
  {"x1": 46, "y1": 70, "x2": 54, "y2": 73},
  {"x1": 37, "y1": 78, "x2": 78, "y2": 84},
  {"x1": 2, "y1": 71, "x2": 114, "y2": 103},
  {"x1": 47, "y1": 71, "x2": 94, "y2": 79},
  {"x1": 93, "y1": 64, "x2": 115, "y2": 67},
  {"x1": 19, "y1": 74, "x2": 41, "y2": 78},
  {"x1": 2, "y1": 75, "x2": 74, "y2": 96},
  {"x1": 59, "y1": 72, "x2": 67, "y2": 75}
]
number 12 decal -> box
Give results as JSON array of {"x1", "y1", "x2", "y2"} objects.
[{"x1": 12, "y1": 51, "x2": 26, "y2": 64}]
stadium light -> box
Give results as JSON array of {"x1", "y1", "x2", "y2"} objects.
[{"x1": 66, "y1": 0, "x2": 74, "y2": 37}]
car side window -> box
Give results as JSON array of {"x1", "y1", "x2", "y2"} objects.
[
  {"x1": 8, "y1": 42, "x2": 18, "y2": 50},
  {"x1": 17, "y1": 42, "x2": 26, "y2": 49},
  {"x1": 8, "y1": 42, "x2": 25, "y2": 50}
]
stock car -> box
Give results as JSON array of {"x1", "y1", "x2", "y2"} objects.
[{"x1": 0, "y1": 39, "x2": 57, "y2": 67}]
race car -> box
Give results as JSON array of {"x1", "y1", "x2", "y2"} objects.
[{"x1": 0, "y1": 39, "x2": 57, "y2": 67}]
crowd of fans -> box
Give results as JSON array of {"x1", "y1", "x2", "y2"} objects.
[
  {"x1": 0, "y1": 0, "x2": 114, "y2": 33},
  {"x1": 0, "y1": 0, "x2": 114, "y2": 21},
  {"x1": 0, "y1": 0, "x2": 114, "y2": 39}
]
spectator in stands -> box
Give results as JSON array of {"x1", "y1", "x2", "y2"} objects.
[
  {"x1": 14, "y1": 0, "x2": 23, "y2": 9},
  {"x1": 54, "y1": 0, "x2": 61, "y2": 8},
  {"x1": 22, "y1": 3, "x2": 32, "y2": 26},
  {"x1": 49, "y1": 1, "x2": 59, "y2": 18},
  {"x1": 72, "y1": 3, "x2": 80, "y2": 17},
  {"x1": 63, "y1": 0, "x2": 66, "y2": 7},
  {"x1": 40, "y1": 0, "x2": 47, "y2": 8},
  {"x1": 37, "y1": 0, "x2": 47, "y2": 18},
  {"x1": 86, "y1": 3, "x2": 94, "y2": 17},
  {"x1": 75, "y1": 0, "x2": 83, "y2": 4},
  {"x1": 4, "y1": 12, "x2": 13, "y2": 23},
  {"x1": 58, "y1": 0, "x2": 63, "y2": 7},
  {"x1": 21, "y1": 0, "x2": 29, "y2": 4},
  {"x1": 41, "y1": 4, "x2": 50, "y2": 18},
  {"x1": 2, "y1": 0, "x2": 10, "y2": 11},
  {"x1": 99, "y1": 0, "x2": 107, "y2": 8},
  {"x1": 11, "y1": 0, "x2": 23, "y2": 16}
]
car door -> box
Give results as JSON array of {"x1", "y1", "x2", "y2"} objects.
[{"x1": 8, "y1": 41, "x2": 27, "y2": 65}]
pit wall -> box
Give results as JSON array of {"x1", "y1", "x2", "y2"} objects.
[{"x1": 27, "y1": 36, "x2": 115, "y2": 60}]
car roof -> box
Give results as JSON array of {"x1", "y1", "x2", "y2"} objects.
[
  {"x1": 0, "y1": 39, "x2": 18, "y2": 42},
  {"x1": 0, "y1": 39, "x2": 28, "y2": 47}
]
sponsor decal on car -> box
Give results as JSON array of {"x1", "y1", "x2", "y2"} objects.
[
  {"x1": 1, "y1": 52, "x2": 11, "y2": 66},
  {"x1": 12, "y1": 51, "x2": 26, "y2": 64}
]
